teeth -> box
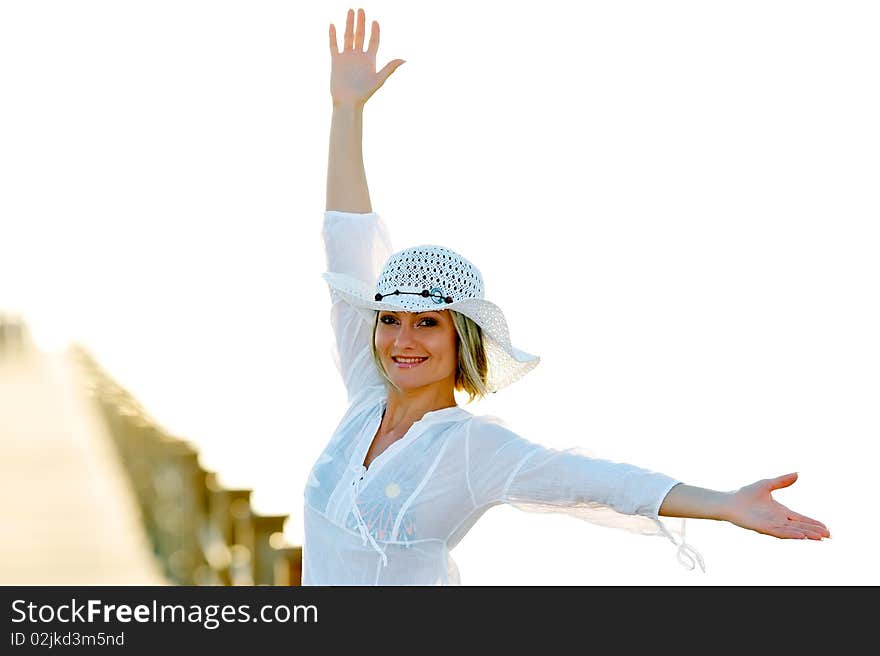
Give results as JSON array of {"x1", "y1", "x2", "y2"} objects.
[{"x1": 394, "y1": 357, "x2": 426, "y2": 363}]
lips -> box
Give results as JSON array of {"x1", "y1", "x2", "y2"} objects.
[{"x1": 392, "y1": 356, "x2": 428, "y2": 368}]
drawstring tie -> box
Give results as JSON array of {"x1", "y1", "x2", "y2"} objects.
[
  {"x1": 659, "y1": 519, "x2": 706, "y2": 573},
  {"x1": 352, "y1": 475, "x2": 389, "y2": 567}
]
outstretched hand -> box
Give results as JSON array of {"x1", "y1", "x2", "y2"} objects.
[
  {"x1": 329, "y1": 8, "x2": 405, "y2": 107},
  {"x1": 725, "y1": 472, "x2": 830, "y2": 540}
]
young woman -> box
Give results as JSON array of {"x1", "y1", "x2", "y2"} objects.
[{"x1": 302, "y1": 8, "x2": 830, "y2": 586}]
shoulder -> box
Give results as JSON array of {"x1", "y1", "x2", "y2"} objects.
[{"x1": 464, "y1": 412, "x2": 537, "y2": 455}]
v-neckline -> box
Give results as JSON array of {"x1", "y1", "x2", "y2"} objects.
[
  {"x1": 358, "y1": 398, "x2": 461, "y2": 473},
  {"x1": 362, "y1": 407, "x2": 397, "y2": 471}
]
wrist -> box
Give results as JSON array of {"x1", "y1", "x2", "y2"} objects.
[
  {"x1": 332, "y1": 100, "x2": 365, "y2": 113},
  {"x1": 659, "y1": 484, "x2": 735, "y2": 521},
  {"x1": 712, "y1": 490, "x2": 736, "y2": 522}
]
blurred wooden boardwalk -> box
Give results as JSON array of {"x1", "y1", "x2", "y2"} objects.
[{"x1": 0, "y1": 337, "x2": 169, "y2": 585}]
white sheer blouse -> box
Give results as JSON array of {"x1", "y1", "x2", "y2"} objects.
[{"x1": 302, "y1": 210, "x2": 700, "y2": 586}]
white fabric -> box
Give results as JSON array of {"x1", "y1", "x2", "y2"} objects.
[{"x1": 303, "y1": 210, "x2": 700, "y2": 585}]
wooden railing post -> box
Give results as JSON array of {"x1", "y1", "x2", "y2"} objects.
[
  {"x1": 251, "y1": 514, "x2": 289, "y2": 585},
  {"x1": 272, "y1": 543, "x2": 303, "y2": 586},
  {"x1": 228, "y1": 490, "x2": 255, "y2": 585},
  {"x1": 70, "y1": 344, "x2": 305, "y2": 587}
]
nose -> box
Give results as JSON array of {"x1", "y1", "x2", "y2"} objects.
[{"x1": 394, "y1": 321, "x2": 419, "y2": 349}]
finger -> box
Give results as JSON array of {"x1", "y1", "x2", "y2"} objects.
[
  {"x1": 800, "y1": 522, "x2": 831, "y2": 538},
  {"x1": 801, "y1": 527, "x2": 828, "y2": 540},
  {"x1": 367, "y1": 20, "x2": 379, "y2": 56},
  {"x1": 769, "y1": 472, "x2": 798, "y2": 491},
  {"x1": 769, "y1": 523, "x2": 827, "y2": 540},
  {"x1": 788, "y1": 520, "x2": 827, "y2": 535},
  {"x1": 355, "y1": 8, "x2": 365, "y2": 52},
  {"x1": 785, "y1": 510, "x2": 830, "y2": 535},
  {"x1": 770, "y1": 525, "x2": 809, "y2": 539},
  {"x1": 329, "y1": 24, "x2": 339, "y2": 56},
  {"x1": 345, "y1": 8, "x2": 354, "y2": 50},
  {"x1": 377, "y1": 59, "x2": 405, "y2": 84}
]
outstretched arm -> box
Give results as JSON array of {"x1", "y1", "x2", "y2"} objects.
[
  {"x1": 326, "y1": 7, "x2": 405, "y2": 213},
  {"x1": 659, "y1": 472, "x2": 831, "y2": 540}
]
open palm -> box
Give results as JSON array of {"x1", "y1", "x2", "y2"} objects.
[
  {"x1": 329, "y1": 8, "x2": 405, "y2": 107},
  {"x1": 725, "y1": 473, "x2": 830, "y2": 540}
]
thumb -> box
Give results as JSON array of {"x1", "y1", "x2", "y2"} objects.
[
  {"x1": 769, "y1": 472, "x2": 798, "y2": 491},
  {"x1": 377, "y1": 59, "x2": 405, "y2": 84}
]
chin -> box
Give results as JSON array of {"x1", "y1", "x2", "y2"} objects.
[{"x1": 390, "y1": 375, "x2": 433, "y2": 390}]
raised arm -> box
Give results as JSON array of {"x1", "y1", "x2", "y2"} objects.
[
  {"x1": 322, "y1": 9, "x2": 405, "y2": 404},
  {"x1": 326, "y1": 8, "x2": 405, "y2": 213}
]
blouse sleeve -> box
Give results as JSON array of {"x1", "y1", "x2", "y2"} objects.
[
  {"x1": 465, "y1": 416, "x2": 684, "y2": 539},
  {"x1": 322, "y1": 210, "x2": 394, "y2": 403}
]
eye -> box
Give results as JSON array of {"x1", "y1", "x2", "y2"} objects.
[{"x1": 379, "y1": 315, "x2": 437, "y2": 327}]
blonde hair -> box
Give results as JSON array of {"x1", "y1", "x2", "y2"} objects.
[{"x1": 370, "y1": 309, "x2": 490, "y2": 404}]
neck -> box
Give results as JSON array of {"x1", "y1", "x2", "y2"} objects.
[{"x1": 382, "y1": 385, "x2": 457, "y2": 429}]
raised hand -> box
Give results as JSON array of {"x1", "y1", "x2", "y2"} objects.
[
  {"x1": 724, "y1": 472, "x2": 831, "y2": 540},
  {"x1": 329, "y1": 8, "x2": 405, "y2": 108}
]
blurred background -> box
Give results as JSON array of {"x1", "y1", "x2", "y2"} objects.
[{"x1": 1, "y1": 0, "x2": 878, "y2": 585}]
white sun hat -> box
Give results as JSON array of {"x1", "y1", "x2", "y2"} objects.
[{"x1": 322, "y1": 244, "x2": 540, "y2": 393}]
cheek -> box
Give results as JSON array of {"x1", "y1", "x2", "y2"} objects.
[
  {"x1": 434, "y1": 329, "x2": 458, "y2": 359},
  {"x1": 374, "y1": 326, "x2": 390, "y2": 351}
]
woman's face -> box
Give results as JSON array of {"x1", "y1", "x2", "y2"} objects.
[{"x1": 375, "y1": 310, "x2": 458, "y2": 393}]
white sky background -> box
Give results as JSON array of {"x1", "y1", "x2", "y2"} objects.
[{"x1": 1, "y1": 1, "x2": 878, "y2": 585}]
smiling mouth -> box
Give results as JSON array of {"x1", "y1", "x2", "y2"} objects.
[{"x1": 392, "y1": 356, "x2": 428, "y2": 368}]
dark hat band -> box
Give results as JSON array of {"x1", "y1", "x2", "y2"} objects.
[{"x1": 374, "y1": 289, "x2": 454, "y2": 304}]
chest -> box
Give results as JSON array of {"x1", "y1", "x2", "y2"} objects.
[
  {"x1": 362, "y1": 425, "x2": 410, "y2": 469},
  {"x1": 306, "y1": 411, "x2": 473, "y2": 542}
]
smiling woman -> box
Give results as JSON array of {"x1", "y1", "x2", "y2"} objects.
[{"x1": 300, "y1": 7, "x2": 831, "y2": 586}]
